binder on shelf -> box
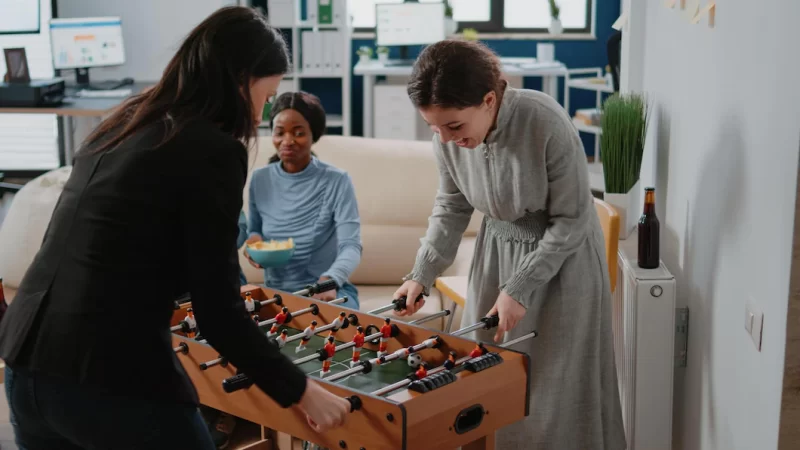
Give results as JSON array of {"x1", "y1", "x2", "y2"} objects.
[
  {"x1": 302, "y1": 30, "x2": 314, "y2": 72},
  {"x1": 306, "y1": 0, "x2": 318, "y2": 24},
  {"x1": 318, "y1": 0, "x2": 333, "y2": 25},
  {"x1": 267, "y1": 0, "x2": 295, "y2": 27}
]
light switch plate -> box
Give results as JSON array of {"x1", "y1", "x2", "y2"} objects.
[{"x1": 745, "y1": 302, "x2": 763, "y2": 351}]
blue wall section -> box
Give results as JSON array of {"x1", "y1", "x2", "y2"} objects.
[{"x1": 301, "y1": 0, "x2": 620, "y2": 155}]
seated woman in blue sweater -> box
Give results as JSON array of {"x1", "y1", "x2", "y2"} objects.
[{"x1": 244, "y1": 91, "x2": 361, "y2": 309}]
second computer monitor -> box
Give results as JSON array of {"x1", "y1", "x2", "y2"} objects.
[
  {"x1": 376, "y1": 2, "x2": 446, "y2": 47},
  {"x1": 49, "y1": 16, "x2": 125, "y2": 85}
]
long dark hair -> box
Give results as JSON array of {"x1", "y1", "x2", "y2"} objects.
[
  {"x1": 82, "y1": 6, "x2": 290, "y2": 155},
  {"x1": 407, "y1": 39, "x2": 503, "y2": 109},
  {"x1": 267, "y1": 91, "x2": 326, "y2": 164}
]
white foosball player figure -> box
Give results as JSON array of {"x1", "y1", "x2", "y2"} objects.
[
  {"x1": 330, "y1": 311, "x2": 347, "y2": 332},
  {"x1": 244, "y1": 291, "x2": 255, "y2": 315},
  {"x1": 184, "y1": 308, "x2": 198, "y2": 338},
  {"x1": 295, "y1": 320, "x2": 317, "y2": 353},
  {"x1": 276, "y1": 329, "x2": 289, "y2": 349}
]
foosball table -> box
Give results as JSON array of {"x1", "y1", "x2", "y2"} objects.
[{"x1": 170, "y1": 281, "x2": 536, "y2": 450}]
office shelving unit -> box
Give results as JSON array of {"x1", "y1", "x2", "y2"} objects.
[
  {"x1": 564, "y1": 67, "x2": 615, "y2": 194},
  {"x1": 261, "y1": 0, "x2": 352, "y2": 136}
]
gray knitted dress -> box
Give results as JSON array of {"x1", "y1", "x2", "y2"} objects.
[{"x1": 405, "y1": 86, "x2": 627, "y2": 450}]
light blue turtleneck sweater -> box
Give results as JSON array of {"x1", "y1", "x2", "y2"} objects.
[{"x1": 247, "y1": 157, "x2": 362, "y2": 293}]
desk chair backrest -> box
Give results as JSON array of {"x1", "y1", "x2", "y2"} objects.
[{"x1": 594, "y1": 198, "x2": 620, "y2": 293}]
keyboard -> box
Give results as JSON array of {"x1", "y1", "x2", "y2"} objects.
[{"x1": 74, "y1": 89, "x2": 133, "y2": 98}]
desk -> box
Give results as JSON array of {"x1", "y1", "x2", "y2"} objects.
[
  {"x1": 0, "y1": 82, "x2": 153, "y2": 166},
  {"x1": 354, "y1": 60, "x2": 568, "y2": 138},
  {"x1": 434, "y1": 275, "x2": 469, "y2": 332}
]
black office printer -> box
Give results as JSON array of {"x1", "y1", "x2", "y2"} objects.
[{"x1": 0, "y1": 78, "x2": 65, "y2": 107}]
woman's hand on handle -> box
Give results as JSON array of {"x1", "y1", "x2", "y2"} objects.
[
  {"x1": 487, "y1": 291, "x2": 526, "y2": 343},
  {"x1": 392, "y1": 280, "x2": 426, "y2": 316},
  {"x1": 243, "y1": 234, "x2": 264, "y2": 269},
  {"x1": 297, "y1": 379, "x2": 350, "y2": 433},
  {"x1": 312, "y1": 277, "x2": 337, "y2": 302}
]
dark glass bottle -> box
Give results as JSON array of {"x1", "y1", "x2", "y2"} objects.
[{"x1": 638, "y1": 187, "x2": 660, "y2": 269}]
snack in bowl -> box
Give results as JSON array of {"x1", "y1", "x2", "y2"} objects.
[{"x1": 246, "y1": 238, "x2": 296, "y2": 267}]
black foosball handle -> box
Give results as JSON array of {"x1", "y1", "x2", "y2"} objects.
[
  {"x1": 305, "y1": 279, "x2": 338, "y2": 296},
  {"x1": 347, "y1": 395, "x2": 362, "y2": 412},
  {"x1": 392, "y1": 293, "x2": 425, "y2": 311},
  {"x1": 222, "y1": 373, "x2": 254, "y2": 393},
  {"x1": 481, "y1": 314, "x2": 500, "y2": 329}
]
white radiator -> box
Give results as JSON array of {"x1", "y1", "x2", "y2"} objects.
[{"x1": 612, "y1": 236, "x2": 676, "y2": 450}]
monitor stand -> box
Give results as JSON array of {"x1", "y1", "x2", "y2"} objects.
[
  {"x1": 73, "y1": 68, "x2": 131, "y2": 91},
  {"x1": 382, "y1": 45, "x2": 416, "y2": 67}
]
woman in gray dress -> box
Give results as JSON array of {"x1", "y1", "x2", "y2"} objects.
[{"x1": 393, "y1": 40, "x2": 627, "y2": 450}]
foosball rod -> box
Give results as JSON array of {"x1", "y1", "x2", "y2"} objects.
[
  {"x1": 169, "y1": 280, "x2": 339, "y2": 333},
  {"x1": 257, "y1": 296, "x2": 347, "y2": 328},
  {"x1": 193, "y1": 297, "x2": 349, "y2": 347},
  {"x1": 258, "y1": 279, "x2": 339, "y2": 308},
  {"x1": 289, "y1": 310, "x2": 450, "y2": 366},
  {"x1": 370, "y1": 329, "x2": 540, "y2": 397},
  {"x1": 325, "y1": 336, "x2": 442, "y2": 383},
  {"x1": 367, "y1": 293, "x2": 425, "y2": 315}
]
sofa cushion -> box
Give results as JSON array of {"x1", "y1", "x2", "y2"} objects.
[{"x1": 0, "y1": 167, "x2": 72, "y2": 301}]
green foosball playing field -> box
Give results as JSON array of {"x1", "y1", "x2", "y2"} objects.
[{"x1": 272, "y1": 326, "x2": 417, "y2": 394}]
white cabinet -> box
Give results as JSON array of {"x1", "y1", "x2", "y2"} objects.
[{"x1": 373, "y1": 84, "x2": 433, "y2": 142}]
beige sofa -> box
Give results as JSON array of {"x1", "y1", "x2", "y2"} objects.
[{"x1": 0, "y1": 135, "x2": 481, "y2": 330}]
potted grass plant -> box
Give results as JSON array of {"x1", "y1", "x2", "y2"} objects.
[
  {"x1": 601, "y1": 93, "x2": 649, "y2": 239},
  {"x1": 548, "y1": 0, "x2": 563, "y2": 34},
  {"x1": 444, "y1": 0, "x2": 458, "y2": 36}
]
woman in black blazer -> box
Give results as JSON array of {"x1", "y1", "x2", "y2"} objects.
[{"x1": 0, "y1": 7, "x2": 349, "y2": 449}]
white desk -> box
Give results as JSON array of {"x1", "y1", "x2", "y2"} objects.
[{"x1": 354, "y1": 59, "x2": 568, "y2": 138}]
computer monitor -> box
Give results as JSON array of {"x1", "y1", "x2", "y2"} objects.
[
  {"x1": 49, "y1": 17, "x2": 126, "y2": 87},
  {"x1": 376, "y1": 2, "x2": 445, "y2": 62}
]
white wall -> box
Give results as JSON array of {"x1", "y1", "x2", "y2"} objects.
[
  {"x1": 56, "y1": 0, "x2": 238, "y2": 81},
  {"x1": 636, "y1": 1, "x2": 800, "y2": 449}
]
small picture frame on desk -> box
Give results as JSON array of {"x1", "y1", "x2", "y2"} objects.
[{"x1": 3, "y1": 47, "x2": 31, "y2": 83}]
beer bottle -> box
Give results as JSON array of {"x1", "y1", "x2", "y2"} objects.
[{"x1": 638, "y1": 187, "x2": 660, "y2": 269}]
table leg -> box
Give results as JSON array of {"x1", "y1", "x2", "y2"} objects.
[
  {"x1": 275, "y1": 431, "x2": 303, "y2": 450},
  {"x1": 362, "y1": 74, "x2": 374, "y2": 138},
  {"x1": 462, "y1": 432, "x2": 495, "y2": 450},
  {"x1": 64, "y1": 116, "x2": 75, "y2": 166},
  {"x1": 445, "y1": 299, "x2": 457, "y2": 332}
]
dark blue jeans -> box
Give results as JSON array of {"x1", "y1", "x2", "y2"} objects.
[{"x1": 4, "y1": 365, "x2": 215, "y2": 450}]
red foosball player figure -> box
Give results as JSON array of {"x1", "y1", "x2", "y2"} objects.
[
  {"x1": 320, "y1": 335, "x2": 337, "y2": 378},
  {"x1": 415, "y1": 362, "x2": 429, "y2": 380},
  {"x1": 268, "y1": 307, "x2": 290, "y2": 337},
  {"x1": 469, "y1": 343, "x2": 488, "y2": 359},
  {"x1": 378, "y1": 317, "x2": 392, "y2": 357},
  {"x1": 295, "y1": 320, "x2": 318, "y2": 353},
  {"x1": 184, "y1": 308, "x2": 198, "y2": 338},
  {"x1": 243, "y1": 291, "x2": 255, "y2": 315},
  {"x1": 275, "y1": 329, "x2": 289, "y2": 349},
  {"x1": 444, "y1": 350, "x2": 458, "y2": 370},
  {"x1": 351, "y1": 326, "x2": 365, "y2": 367}
]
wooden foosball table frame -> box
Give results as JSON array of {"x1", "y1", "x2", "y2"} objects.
[{"x1": 171, "y1": 284, "x2": 531, "y2": 450}]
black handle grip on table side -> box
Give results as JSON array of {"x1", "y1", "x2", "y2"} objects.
[
  {"x1": 392, "y1": 293, "x2": 425, "y2": 311},
  {"x1": 305, "y1": 279, "x2": 338, "y2": 295},
  {"x1": 481, "y1": 314, "x2": 500, "y2": 329},
  {"x1": 222, "y1": 373, "x2": 254, "y2": 393},
  {"x1": 347, "y1": 395, "x2": 362, "y2": 412}
]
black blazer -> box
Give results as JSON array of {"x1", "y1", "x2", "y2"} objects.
[{"x1": 0, "y1": 118, "x2": 307, "y2": 407}]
